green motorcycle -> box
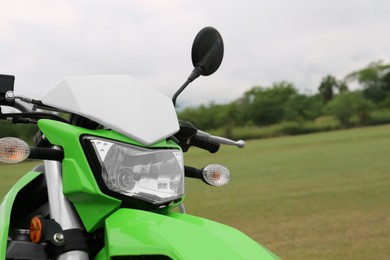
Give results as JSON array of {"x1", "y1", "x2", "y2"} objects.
[{"x1": 0, "y1": 27, "x2": 279, "y2": 259}]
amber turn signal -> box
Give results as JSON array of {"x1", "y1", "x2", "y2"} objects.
[
  {"x1": 0, "y1": 137, "x2": 30, "y2": 163},
  {"x1": 30, "y1": 216, "x2": 43, "y2": 244}
]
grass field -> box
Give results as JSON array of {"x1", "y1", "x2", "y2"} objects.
[{"x1": 1, "y1": 125, "x2": 390, "y2": 259}]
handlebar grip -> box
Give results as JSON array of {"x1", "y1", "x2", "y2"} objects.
[
  {"x1": 29, "y1": 147, "x2": 64, "y2": 161},
  {"x1": 191, "y1": 136, "x2": 220, "y2": 153}
]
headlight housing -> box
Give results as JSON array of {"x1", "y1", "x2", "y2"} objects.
[{"x1": 84, "y1": 136, "x2": 184, "y2": 205}]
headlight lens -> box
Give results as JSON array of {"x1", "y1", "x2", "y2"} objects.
[{"x1": 86, "y1": 137, "x2": 184, "y2": 205}]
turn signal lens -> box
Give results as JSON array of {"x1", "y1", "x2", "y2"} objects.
[
  {"x1": 0, "y1": 137, "x2": 30, "y2": 163},
  {"x1": 202, "y1": 164, "x2": 230, "y2": 186},
  {"x1": 30, "y1": 216, "x2": 43, "y2": 244}
]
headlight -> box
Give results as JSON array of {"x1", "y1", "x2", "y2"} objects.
[{"x1": 85, "y1": 137, "x2": 184, "y2": 205}]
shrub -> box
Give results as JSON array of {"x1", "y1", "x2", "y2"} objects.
[{"x1": 325, "y1": 92, "x2": 374, "y2": 127}]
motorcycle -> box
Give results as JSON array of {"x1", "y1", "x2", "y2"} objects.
[{"x1": 0, "y1": 27, "x2": 279, "y2": 259}]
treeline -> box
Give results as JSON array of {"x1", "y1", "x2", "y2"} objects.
[
  {"x1": 179, "y1": 61, "x2": 390, "y2": 139},
  {"x1": 1, "y1": 61, "x2": 390, "y2": 142},
  {"x1": 0, "y1": 120, "x2": 38, "y2": 144}
]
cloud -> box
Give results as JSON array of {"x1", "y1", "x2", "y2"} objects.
[{"x1": 1, "y1": 0, "x2": 390, "y2": 107}]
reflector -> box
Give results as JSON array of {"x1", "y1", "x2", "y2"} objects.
[
  {"x1": 0, "y1": 137, "x2": 30, "y2": 163},
  {"x1": 30, "y1": 216, "x2": 43, "y2": 244}
]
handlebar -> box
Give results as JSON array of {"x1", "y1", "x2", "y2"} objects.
[
  {"x1": 175, "y1": 120, "x2": 245, "y2": 153},
  {"x1": 190, "y1": 130, "x2": 245, "y2": 153},
  {"x1": 29, "y1": 147, "x2": 64, "y2": 161},
  {"x1": 195, "y1": 130, "x2": 245, "y2": 148},
  {"x1": 191, "y1": 134, "x2": 220, "y2": 153}
]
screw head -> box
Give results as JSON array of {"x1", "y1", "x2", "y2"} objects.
[
  {"x1": 5, "y1": 91, "x2": 15, "y2": 102},
  {"x1": 53, "y1": 233, "x2": 65, "y2": 245}
]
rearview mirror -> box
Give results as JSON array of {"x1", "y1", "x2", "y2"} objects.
[
  {"x1": 191, "y1": 27, "x2": 224, "y2": 76},
  {"x1": 172, "y1": 27, "x2": 224, "y2": 106}
]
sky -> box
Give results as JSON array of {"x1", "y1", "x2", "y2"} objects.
[{"x1": 1, "y1": 0, "x2": 390, "y2": 108}]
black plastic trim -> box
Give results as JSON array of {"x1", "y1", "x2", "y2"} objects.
[
  {"x1": 0, "y1": 74, "x2": 15, "y2": 106},
  {"x1": 10, "y1": 173, "x2": 49, "y2": 229},
  {"x1": 6, "y1": 240, "x2": 48, "y2": 260}
]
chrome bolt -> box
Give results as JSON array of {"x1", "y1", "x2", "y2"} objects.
[
  {"x1": 5, "y1": 91, "x2": 15, "y2": 102},
  {"x1": 53, "y1": 233, "x2": 65, "y2": 245}
]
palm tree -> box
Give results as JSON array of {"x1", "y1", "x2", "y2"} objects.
[{"x1": 318, "y1": 75, "x2": 348, "y2": 103}]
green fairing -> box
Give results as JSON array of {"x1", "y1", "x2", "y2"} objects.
[
  {"x1": 37, "y1": 119, "x2": 181, "y2": 232},
  {"x1": 94, "y1": 209, "x2": 279, "y2": 259},
  {"x1": 2, "y1": 120, "x2": 278, "y2": 259},
  {"x1": 0, "y1": 171, "x2": 42, "y2": 259}
]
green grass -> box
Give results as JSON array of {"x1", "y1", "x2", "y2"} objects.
[
  {"x1": 0, "y1": 161, "x2": 40, "y2": 199},
  {"x1": 184, "y1": 124, "x2": 390, "y2": 259},
  {"x1": 1, "y1": 125, "x2": 390, "y2": 259}
]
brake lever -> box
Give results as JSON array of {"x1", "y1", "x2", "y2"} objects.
[{"x1": 196, "y1": 130, "x2": 245, "y2": 148}]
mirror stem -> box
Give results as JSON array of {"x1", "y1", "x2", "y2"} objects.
[
  {"x1": 172, "y1": 80, "x2": 190, "y2": 107},
  {"x1": 172, "y1": 67, "x2": 204, "y2": 107},
  {"x1": 188, "y1": 67, "x2": 204, "y2": 82}
]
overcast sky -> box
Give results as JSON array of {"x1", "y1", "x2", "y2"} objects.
[{"x1": 1, "y1": 0, "x2": 390, "y2": 108}]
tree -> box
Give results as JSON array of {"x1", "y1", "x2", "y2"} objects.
[
  {"x1": 178, "y1": 102, "x2": 239, "y2": 136},
  {"x1": 318, "y1": 75, "x2": 348, "y2": 103},
  {"x1": 242, "y1": 82, "x2": 297, "y2": 126},
  {"x1": 325, "y1": 91, "x2": 374, "y2": 127},
  {"x1": 0, "y1": 121, "x2": 38, "y2": 145},
  {"x1": 346, "y1": 61, "x2": 390, "y2": 104},
  {"x1": 284, "y1": 94, "x2": 324, "y2": 121}
]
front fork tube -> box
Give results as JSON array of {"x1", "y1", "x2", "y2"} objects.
[
  {"x1": 44, "y1": 160, "x2": 88, "y2": 260},
  {"x1": 178, "y1": 203, "x2": 186, "y2": 213}
]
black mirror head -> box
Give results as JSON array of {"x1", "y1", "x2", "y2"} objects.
[{"x1": 191, "y1": 27, "x2": 224, "y2": 76}]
